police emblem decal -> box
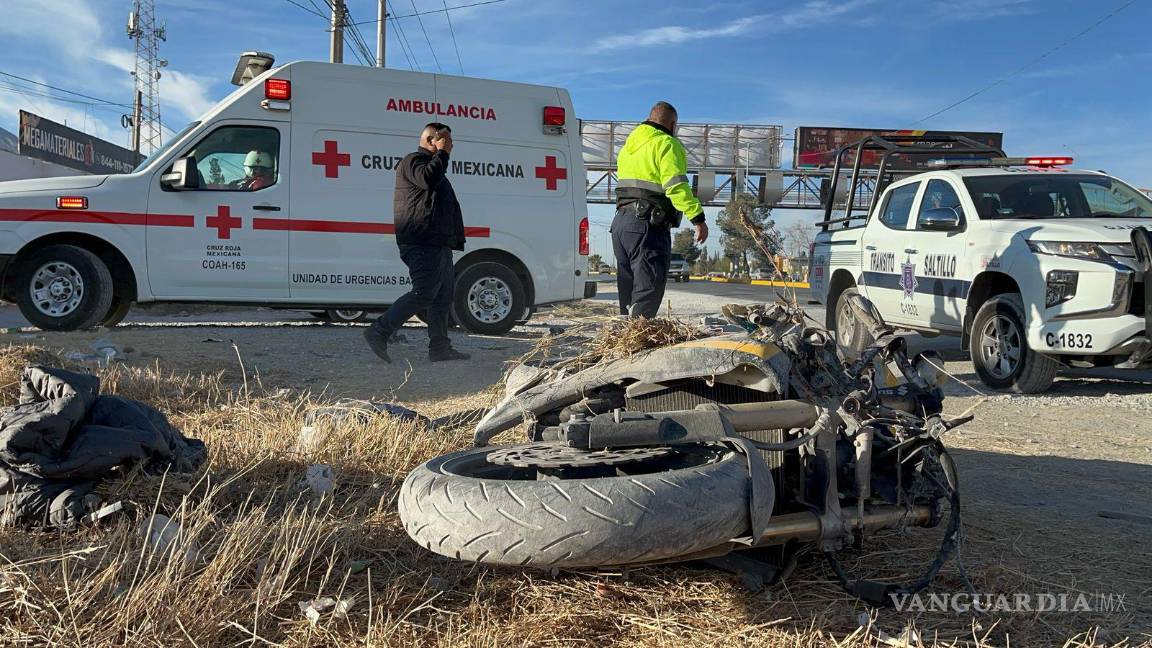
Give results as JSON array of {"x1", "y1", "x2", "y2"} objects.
[{"x1": 900, "y1": 258, "x2": 918, "y2": 300}]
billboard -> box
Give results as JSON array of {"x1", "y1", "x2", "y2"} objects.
[
  {"x1": 18, "y1": 110, "x2": 142, "y2": 175},
  {"x1": 582, "y1": 121, "x2": 782, "y2": 170},
  {"x1": 793, "y1": 126, "x2": 1003, "y2": 171}
]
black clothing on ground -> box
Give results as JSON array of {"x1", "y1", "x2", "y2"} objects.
[{"x1": 0, "y1": 366, "x2": 206, "y2": 528}]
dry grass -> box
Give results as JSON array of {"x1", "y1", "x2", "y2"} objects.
[
  {"x1": 513, "y1": 314, "x2": 706, "y2": 379},
  {"x1": 0, "y1": 344, "x2": 1144, "y2": 647}
]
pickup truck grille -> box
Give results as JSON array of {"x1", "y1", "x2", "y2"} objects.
[{"x1": 1131, "y1": 281, "x2": 1146, "y2": 316}]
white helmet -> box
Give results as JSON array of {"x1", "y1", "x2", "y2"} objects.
[{"x1": 243, "y1": 150, "x2": 273, "y2": 169}]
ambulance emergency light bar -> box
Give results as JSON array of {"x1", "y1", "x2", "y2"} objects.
[{"x1": 925, "y1": 156, "x2": 1073, "y2": 169}]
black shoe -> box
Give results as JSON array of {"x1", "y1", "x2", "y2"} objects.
[
  {"x1": 429, "y1": 347, "x2": 470, "y2": 362},
  {"x1": 363, "y1": 328, "x2": 392, "y2": 363}
]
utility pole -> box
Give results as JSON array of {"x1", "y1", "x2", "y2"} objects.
[
  {"x1": 376, "y1": 0, "x2": 387, "y2": 67},
  {"x1": 126, "y1": 0, "x2": 167, "y2": 155},
  {"x1": 330, "y1": 0, "x2": 345, "y2": 64}
]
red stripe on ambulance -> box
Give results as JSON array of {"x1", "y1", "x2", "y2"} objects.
[
  {"x1": 0, "y1": 208, "x2": 194, "y2": 227},
  {"x1": 0, "y1": 208, "x2": 489, "y2": 238},
  {"x1": 253, "y1": 217, "x2": 490, "y2": 238}
]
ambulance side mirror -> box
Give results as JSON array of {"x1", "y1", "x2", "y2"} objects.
[{"x1": 161, "y1": 156, "x2": 200, "y2": 191}]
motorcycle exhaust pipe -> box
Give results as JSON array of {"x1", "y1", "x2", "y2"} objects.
[
  {"x1": 557, "y1": 400, "x2": 821, "y2": 449},
  {"x1": 754, "y1": 505, "x2": 934, "y2": 547},
  {"x1": 632, "y1": 505, "x2": 937, "y2": 566}
]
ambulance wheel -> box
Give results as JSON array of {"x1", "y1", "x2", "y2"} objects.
[
  {"x1": 15, "y1": 244, "x2": 114, "y2": 332},
  {"x1": 100, "y1": 297, "x2": 133, "y2": 328},
  {"x1": 833, "y1": 286, "x2": 872, "y2": 362},
  {"x1": 970, "y1": 293, "x2": 1057, "y2": 393},
  {"x1": 326, "y1": 309, "x2": 368, "y2": 323},
  {"x1": 453, "y1": 262, "x2": 526, "y2": 336}
]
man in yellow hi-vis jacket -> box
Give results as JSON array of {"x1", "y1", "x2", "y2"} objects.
[{"x1": 611, "y1": 101, "x2": 708, "y2": 318}]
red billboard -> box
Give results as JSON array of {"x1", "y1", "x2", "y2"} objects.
[{"x1": 794, "y1": 127, "x2": 1003, "y2": 171}]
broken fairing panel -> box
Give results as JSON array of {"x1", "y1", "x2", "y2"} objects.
[{"x1": 473, "y1": 334, "x2": 791, "y2": 446}]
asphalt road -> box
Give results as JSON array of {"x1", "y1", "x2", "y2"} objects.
[{"x1": 665, "y1": 278, "x2": 814, "y2": 304}]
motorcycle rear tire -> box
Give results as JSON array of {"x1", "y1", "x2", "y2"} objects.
[{"x1": 399, "y1": 443, "x2": 751, "y2": 568}]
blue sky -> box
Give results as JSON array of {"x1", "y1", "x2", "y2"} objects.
[{"x1": 1, "y1": 0, "x2": 1150, "y2": 257}]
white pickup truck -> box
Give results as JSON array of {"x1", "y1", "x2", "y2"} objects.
[{"x1": 810, "y1": 135, "x2": 1152, "y2": 393}]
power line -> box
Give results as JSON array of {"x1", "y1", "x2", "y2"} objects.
[
  {"x1": 0, "y1": 82, "x2": 127, "y2": 114},
  {"x1": 916, "y1": 0, "x2": 1139, "y2": 124},
  {"x1": 388, "y1": 0, "x2": 422, "y2": 70},
  {"x1": 345, "y1": 0, "x2": 506, "y2": 26},
  {"x1": 409, "y1": 0, "x2": 442, "y2": 73},
  {"x1": 443, "y1": 0, "x2": 464, "y2": 74},
  {"x1": 345, "y1": 13, "x2": 377, "y2": 67},
  {"x1": 283, "y1": 0, "x2": 328, "y2": 19},
  {"x1": 0, "y1": 70, "x2": 132, "y2": 108}
]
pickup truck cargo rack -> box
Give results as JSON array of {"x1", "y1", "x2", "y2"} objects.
[{"x1": 817, "y1": 135, "x2": 1006, "y2": 231}]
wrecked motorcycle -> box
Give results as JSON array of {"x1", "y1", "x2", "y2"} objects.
[{"x1": 399, "y1": 295, "x2": 970, "y2": 604}]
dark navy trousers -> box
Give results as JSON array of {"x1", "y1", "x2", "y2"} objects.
[
  {"x1": 611, "y1": 207, "x2": 672, "y2": 319},
  {"x1": 370, "y1": 244, "x2": 454, "y2": 351}
]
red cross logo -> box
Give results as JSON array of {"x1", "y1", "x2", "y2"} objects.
[
  {"x1": 206, "y1": 205, "x2": 242, "y2": 239},
  {"x1": 312, "y1": 140, "x2": 351, "y2": 178},
  {"x1": 535, "y1": 155, "x2": 567, "y2": 191}
]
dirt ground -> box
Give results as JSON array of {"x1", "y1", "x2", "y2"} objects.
[{"x1": 1, "y1": 300, "x2": 1150, "y2": 645}]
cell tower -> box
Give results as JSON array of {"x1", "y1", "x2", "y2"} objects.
[{"x1": 126, "y1": 0, "x2": 167, "y2": 155}]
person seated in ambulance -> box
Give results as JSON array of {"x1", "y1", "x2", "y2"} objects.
[{"x1": 231, "y1": 150, "x2": 276, "y2": 191}]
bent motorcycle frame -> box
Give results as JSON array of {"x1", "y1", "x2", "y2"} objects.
[
  {"x1": 541, "y1": 398, "x2": 937, "y2": 555},
  {"x1": 472, "y1": 294, "x2": 947, "y2": 563}
]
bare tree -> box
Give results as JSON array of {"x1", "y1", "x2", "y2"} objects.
[{"x1": 783, "y1": 220, "x2": 815, "y2": 259}]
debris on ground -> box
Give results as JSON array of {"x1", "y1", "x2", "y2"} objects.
[
  {"x1": 306, "y1": 399, "x2": 431, "y2": 428},
  {"x1": 139, "y1": 513, "x2": 202, "y2": 566},
  {"x1": 0, "y1": 366, "x2": 207, "y2": 528},
  {"x1": 297, "y1": 596, "x2": 355, "y2": 625},
  {"x1": 303, "y1": 464, "x2": 335, "y2": 496}
]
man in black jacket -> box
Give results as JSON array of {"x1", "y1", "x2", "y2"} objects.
[{"x1": 364, "y1": 122, "x2": 470, "y2": 363}]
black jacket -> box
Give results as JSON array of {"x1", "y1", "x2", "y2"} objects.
[
  {"x1": 393, "y1": 148, "x2": 465, "y2": 250},
  {"x1": 0, "y1": 366, "x2": 206, "y2": 528}
]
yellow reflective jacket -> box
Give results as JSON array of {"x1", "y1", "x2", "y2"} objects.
[{"x1": 616, "y1": 121, "x2": 705, "y2": 223}]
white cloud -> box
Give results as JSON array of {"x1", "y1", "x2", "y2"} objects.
[
  {"x1": 590, "y1": 0, "x2": 876, "y2": 52},
  {"x1": 161, "y1": 70, "x2": 216, "y2": 120},
  {"x1": 929, "y1": 0, "x2": 1035, "y2": 21},
  {"x1": 0, "y1": 0, "x2": 214, "y2": 135}
]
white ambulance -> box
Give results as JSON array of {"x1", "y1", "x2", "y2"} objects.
[{"x1": 0, "y1": 54, "x2": 593, "y2": 334}]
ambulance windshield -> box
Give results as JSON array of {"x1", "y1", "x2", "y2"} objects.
[
  {"x1": 964, "y1": 175, "x2": 1152, "y2": 220},
  {"x1": 133, "y1": 121, "x2": 201, "y2": 172}
]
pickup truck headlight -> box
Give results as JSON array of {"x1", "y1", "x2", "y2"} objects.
[
  {"x1": 1045, "y1": 270, "x2": 1078, "y2": 307},
  {"x1": 1026, "y1": 240, "x2": 1111, "y2": 260}
]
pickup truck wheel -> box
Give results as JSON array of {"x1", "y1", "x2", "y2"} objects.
[
  {"x1": 834, "y1": 287, "x2": 872, "y2": 361},
  {"x1": 969, "y1": 294, "x2": 1057, "y2": 393},
  {"x1": 398, "y1": 442, "x2": 750, "y2": 568},
  {"x1": 453, "y1": 261, "x2": 525, "y2": 336},
  {"x1": 15, "y1": 245, "x2": 114, "y2": 331}
]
